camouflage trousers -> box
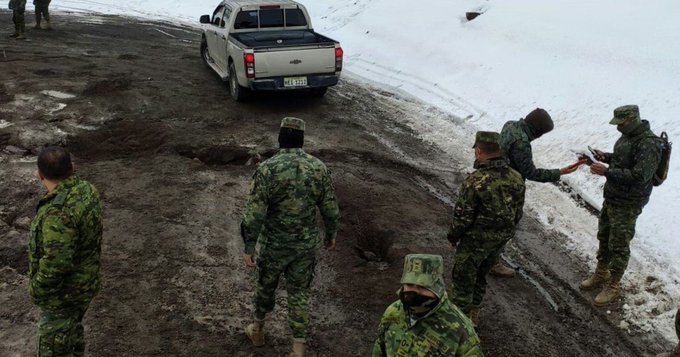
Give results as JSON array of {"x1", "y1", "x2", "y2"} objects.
[
  {"x1": 35, "y1": 0, "x2": 51, "y2": 24},
  {"x1": 37, "y1": 305, "x2": 89, "y2": 357},
  {"x1": 12, "y1": 0, "x2": 27, "y2": 33},
  {"x1": 254, "y1": 247, "x2": 317, "y2": 342},
  {"x1": 596, "y1": 202, "x2": 642, "y2": 275},
  {"x1": 451, "y1": 234, "x2": 510, "y2": 313}
]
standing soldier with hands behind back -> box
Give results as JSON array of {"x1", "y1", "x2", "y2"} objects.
[
  {"x1": 9, "y1": 0, "x2": 27, "y2": 39},
  {"x1": 241, "y1": 117, "x2": 340, "y2": 357},
  {"x1": 29, "y1": 146, "x2": 104, "y2": 356},
  {"x1": 580, "y1": 105, "x2": 662, "y2": 306}
]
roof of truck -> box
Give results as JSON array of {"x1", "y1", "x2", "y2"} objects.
[{"x1": 222, "y1": 0, "x2": 300, "y2": 7}]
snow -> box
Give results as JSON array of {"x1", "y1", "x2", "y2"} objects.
[{"x1": 50, "y1": 0, "x2": 680, "y2": 341}]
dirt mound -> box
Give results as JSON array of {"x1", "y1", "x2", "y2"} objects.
[
  {"x1": 67, "y1": 119, "x2": 169, "y2": 160},
  {"x1": 82, "y1": 76, "x2": 133, "y2": 96},
  {"x1": 175, "y1": 144, "x2": 257, "y2": 166}
]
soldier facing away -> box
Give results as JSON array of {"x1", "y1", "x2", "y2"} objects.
[
  {"x1": 33, "y1": 0, "x2": 52, "y2": 30},
  {"x1": 241, "y1": 117, "x2": 340, "y2": 357},
  {"x1": 493, "y1": 108, "x2": 578, "y2": 277},
  {"x1": 656, "y1": 308, "x2": 680, "y2": 357},
  {"x1": 580, "y1": 105, "x2": 662, "y2": 305},
  {"x1": 448, "y1": 131, "x2": 525, "y2": 323},
  {"x1": 29, "y1": 146, "x2": 104, "y2": 356},
  {"x1": 9, "y1": 0, "x2": 28, "y2": 39},
  {"x1": 372, "y1": 254, "x2": 483, "y2": 357}
]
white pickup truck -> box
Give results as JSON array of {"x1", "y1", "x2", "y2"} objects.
[{"x1": 199, "y1": 0, "x2": 343, "y2": 101}]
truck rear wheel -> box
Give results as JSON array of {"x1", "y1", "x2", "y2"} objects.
[{"x1": 229, "y1": 63, "x2": 250, "y2": 102}]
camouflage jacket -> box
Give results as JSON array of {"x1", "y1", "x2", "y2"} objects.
[
  {"x1": 448, "y1": 158, "x2": 525, "y2": 245},
  {"x1": 500, "y1": 119, "x2": 561, "y2": 182},
  {"x1": 372, "y1": 292, "x2": 483, "y2": 357},
  {"x1": 28, "y1": 176, "x2": 104, "y2": 311},
  {"x1": 602, "y1": 120, "x2": 661, "y2": 207},
  {"x1": 241, "y1": 148, "x2": 340, "y2": 255}
]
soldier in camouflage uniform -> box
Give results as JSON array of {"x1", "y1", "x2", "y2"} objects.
[
  {"x1": 241, "y1": 117, "x2": 340, "y2": 357},
  {"x1": 33, "y1": 0, "x2": 52, "y2": 30},
  {"x1": 372, "y1": 254, "x2": 483, "y2": 357},
  {"x1": 493, "y1": 108, "x2": 578, "y2": 277},
  {"x1": 656, "y1": 308, "x2": 680, "y2": 357},
  {"x1": 29, "y1": 146, "x2": 104, "y2": 356},
  {"x1": 448, "y1": 131, "x2": 525, "y2": 323},
  {"x1": 9, "y1": 0, "x2": 27, "y2": 39},
  {"x1": 580, "y1": 105, "x2": 662, "y2": 306}
]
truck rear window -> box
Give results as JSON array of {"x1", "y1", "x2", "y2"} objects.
[{"x1": 234, "y1": 9, "x2": 308, "y2": 29}]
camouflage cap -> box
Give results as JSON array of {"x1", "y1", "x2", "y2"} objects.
[
  {"x1": 400, "y1": 254, "x2": 446, "y2": 297},
  {"x1": 281, "y1": 117, "x2": 306, "y2": 132},
  {"x1": 610, "y1": 105, "x2": 640, "y2": 125},
  {"x1": 472, "y1": 131, "x2": 501, "y2": 148}
]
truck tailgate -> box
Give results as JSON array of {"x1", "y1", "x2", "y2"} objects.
[{"x1": 254, "y1": 46, "x2": 336, "y2": 78}]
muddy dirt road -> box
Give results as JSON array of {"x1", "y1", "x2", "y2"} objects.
[{"x1": 0, "y1": 12, "x2": 670, "y2": 356}]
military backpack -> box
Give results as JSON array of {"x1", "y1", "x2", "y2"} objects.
[{"x1": 653, "y1": 132, "x2": 671, "y2": 186}]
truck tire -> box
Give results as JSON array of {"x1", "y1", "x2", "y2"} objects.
[
  {"x1": 229, "y1": 62, "x2": 250, "y2": 102},
  {"x1": 200, "y1": 39, "x2": 211, "y2": 69},
  {"x1": 310, "y1": 87, "x2": 328, "y2": 97}
]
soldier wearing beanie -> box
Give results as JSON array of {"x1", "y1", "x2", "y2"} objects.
[
  {"x1": 372, "y1": 254, "x2": 483, "y2": 357},
  {"x1": 581, "y1": 105, "x2": 662, "y2": 306},
  {"x1": 490, "y1": 108, "x2": 579, "y2": 278},
  {"x1": 447, "y1": 132, "x2": 525, "y2": 324},
  {"x1": 241, "y1": 117, "x2": 341, "y2": 357}
]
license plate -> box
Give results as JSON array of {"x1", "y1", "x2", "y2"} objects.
[{"x1": 283, "y1": 77, "x2": 308, "y2": 87}]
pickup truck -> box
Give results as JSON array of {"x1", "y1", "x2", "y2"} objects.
[{"x1": 199, "y1": 0, "x2": 343, "y2": 101}]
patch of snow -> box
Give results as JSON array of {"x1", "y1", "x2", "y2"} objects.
[{"x1": 41, "y1": 90, "x2": 76, "y2": 99}]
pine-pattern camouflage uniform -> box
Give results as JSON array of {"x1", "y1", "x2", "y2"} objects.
[
  {"x1": 241, "y1": 148, "x2": 340, "y2": 341},
  {"x1": 372, "y1": 295, "x2": 483, "y2": 357},
  {"x1": 372, "y1": 254, "x2": 483, "y2": 357},
  {"x1": 596, "y1": 108, "x2": 661, "y2": 275},
  {"x1": 448, "y1": 158, "x2": 525, "y2": 313},
  {"x1": 29, "y1": 176, "x2": 103, "y2": 356}
]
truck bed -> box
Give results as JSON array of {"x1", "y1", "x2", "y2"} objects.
[{"x1": 231, "y1": 30, "x2": 336, "y2": 49}]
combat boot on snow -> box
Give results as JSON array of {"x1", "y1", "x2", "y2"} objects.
[
  {"x1": 289, "y1": 341, "x2": 305, "y2": 357},
  {"x1": 490, "y1": 260, "x2": 515, "y2": 278},
  {"x1": 15, "y1": 32, "x2": 26, "y2": 40},
  {"x1": 9, "y1": 31, "x2": 19, "y2": 38},
  {"x1": 245, "y1": 321, "x2": 265, "y2": 347},
  {"x1": 594, "y1": 273, "x2": 622, "y2": 306},
  {"x1": 45, "y1": 20, "x2": 52, "y2": 30},
  {"x1": 579, "y1": 262, "x2": 611, "y2": 290}
]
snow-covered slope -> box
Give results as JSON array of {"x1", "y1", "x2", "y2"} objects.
[{"x1": 51, "y1": 0, "x2": 680, "y2": 340}]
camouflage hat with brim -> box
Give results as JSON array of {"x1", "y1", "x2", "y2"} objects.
[
  {"x1": 610, "y1": 105, "x2": 640, "y2": 125},
  {"x1": 472, "y1": 131, "x2": 501, "y2": 148},
  {"x1": 400, "y1": 254, "x2": 446, "y2": 298},
  {"x1": 281, "y1": 117, "x2": 306, "y2": 132}
]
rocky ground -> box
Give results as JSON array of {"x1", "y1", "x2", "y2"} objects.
[{"x1": 0, "y1": 12, "x2": 672, "y2": 356}]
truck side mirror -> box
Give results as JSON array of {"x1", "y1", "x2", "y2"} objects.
[{"x1": 200, "y1": 15, "x2": 211, "y2": 24}]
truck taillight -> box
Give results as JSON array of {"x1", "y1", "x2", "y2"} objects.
[
  {"x1": 244, "y1": 53, "x2": 255, "y2": 79},
  {"x1": 335, "y1": 47, "x2": 343, "y2": 71}
]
